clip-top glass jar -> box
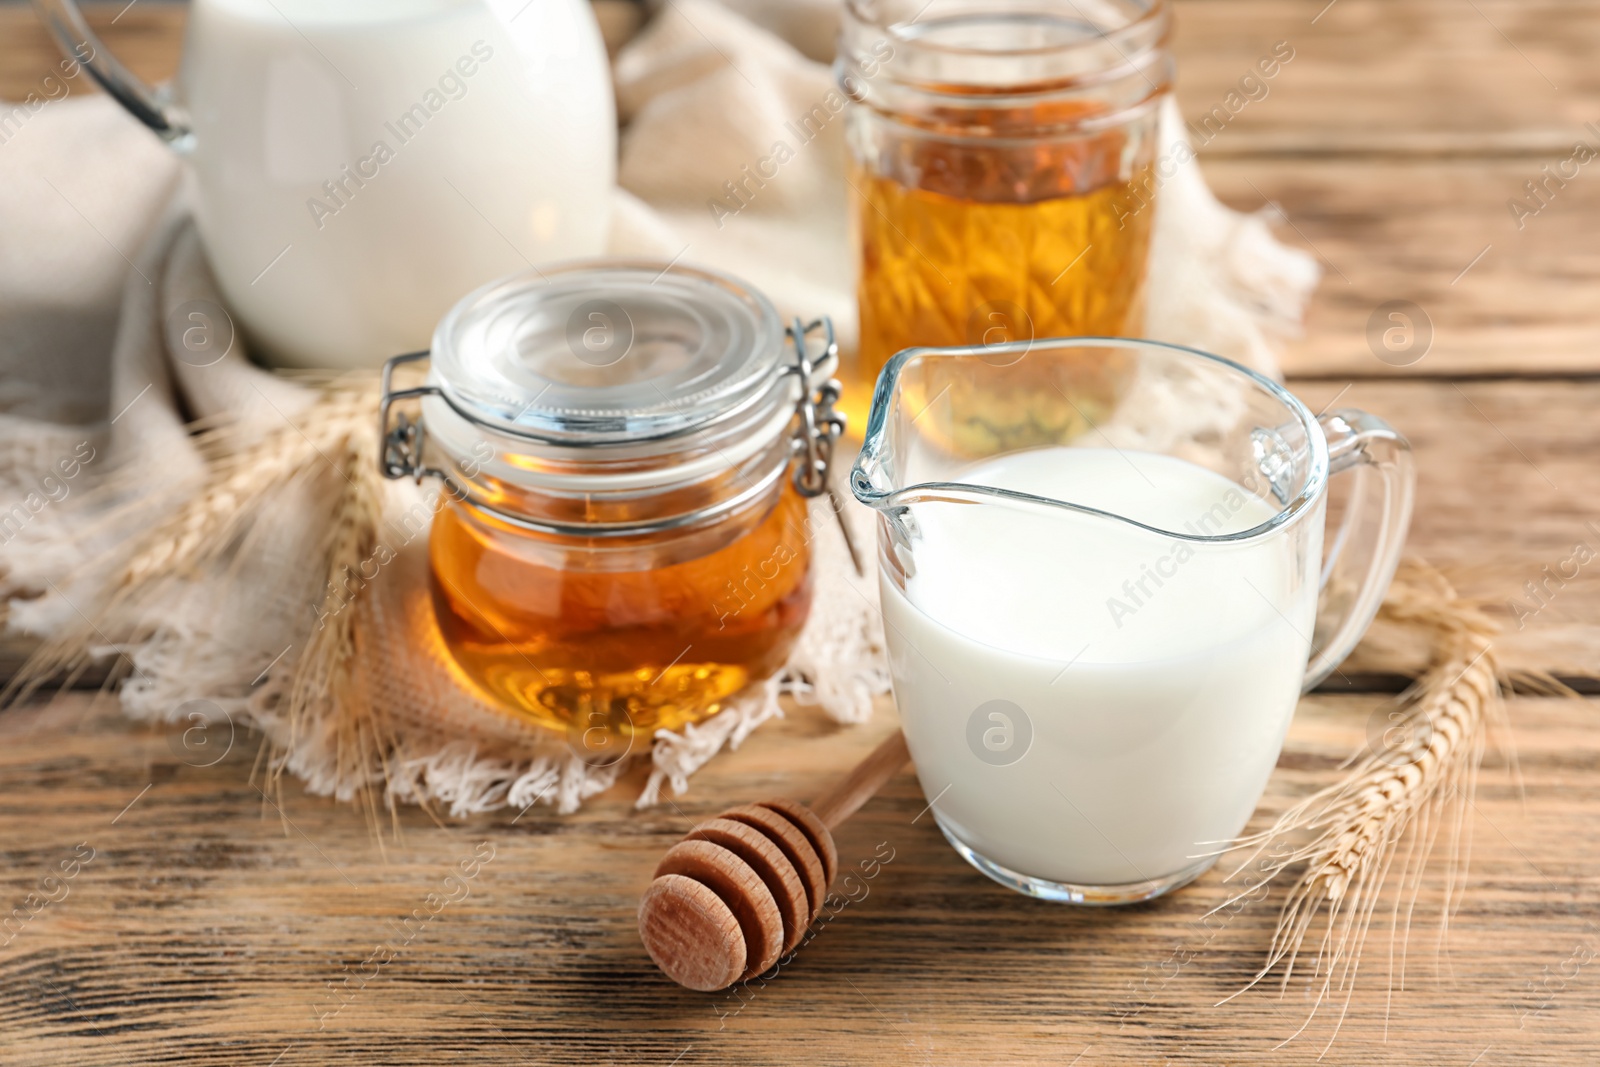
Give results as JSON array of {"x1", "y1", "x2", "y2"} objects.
[
  {"x1": 379, "y1": 261, "x2": 844, "y2": 754},
  {"x1": 837, "y1": 0, "x2": 1173, "y2": 436}
]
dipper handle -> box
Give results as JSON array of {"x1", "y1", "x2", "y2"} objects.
[{"x1": 810, "y1": 730, "x2": 911, "y2": 830}]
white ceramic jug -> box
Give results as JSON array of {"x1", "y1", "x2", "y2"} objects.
[{"x1": 35, "y1": 0, "x2": 616, "y2": 369}]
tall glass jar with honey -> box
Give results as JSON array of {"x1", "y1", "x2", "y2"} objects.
[
  {"x1": 379, "y1": 262, "x2": 845, "y2": 763},
  {"x1": 838, "y1": 0, "x2": 1173, "y2": 447}
]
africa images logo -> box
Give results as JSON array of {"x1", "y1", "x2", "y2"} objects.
[{"x1": 966, "y1": 699, "x2": 1033, "y2": 767}]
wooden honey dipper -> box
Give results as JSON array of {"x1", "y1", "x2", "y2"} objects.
[{"x1": 638, "y1": 730, "x2": 910, "y2": 991}]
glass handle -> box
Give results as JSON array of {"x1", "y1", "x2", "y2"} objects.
[
  {"x1": 1303, "y1": 409, "x2": 1416, "y2": 690},
  {"x1": 31, "y1": 0, "x2": 191, "y2": 145}
]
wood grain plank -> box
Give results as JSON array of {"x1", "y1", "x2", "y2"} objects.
[
  {"x1": 1208, "y1": 157, "x2": 1600, "y2": 379},
  {"x1": 1, "y1": 690, "x2": 1595, "y2": 1065},
  {"x1": 1172, "y1": 0, "x2": 1595, "y2": 157},
  {"x1": 1291, "y1": 379, "x2": 1600, "y2": 682}
]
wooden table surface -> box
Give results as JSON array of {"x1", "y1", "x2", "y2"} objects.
[{"x1": 3, "y1": 3, "x2": 1599, "y2": 1065}]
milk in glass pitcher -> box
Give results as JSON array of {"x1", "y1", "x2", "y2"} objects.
[
  {"x1": 851, "y1": 338, "x2": 1414, "y2": 904},
  {"x1": 34, "y1": 0, "x2": 615, "y2": 369}
]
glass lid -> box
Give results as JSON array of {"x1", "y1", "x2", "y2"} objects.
[{"x1": 429, "y1": 260, "x2": 786, "y2": 445}]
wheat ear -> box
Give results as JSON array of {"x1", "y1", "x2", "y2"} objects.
[
  {"x1": 118, "y1": 389, "x2": 376, "y2": 588},
  {"x1": 1220, "y1": 560, "x2": 1502, "y2": 1057},
  {"x1": 279, "y1": 397, "x2": 394, "y2": 801}
]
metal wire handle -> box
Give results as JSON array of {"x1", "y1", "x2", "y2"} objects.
[
  {"x1": 378, "y1": 350, "x2": 443, "y2": 484},
  {"x1": 32, "y1": 0, "x2": 192, "y2": 145},
  {"x1": 781, "y1": 318, "x2": 863, "y2": 574},
  {"x1": 783, "y1": 317, "x2": 846, "y2": 498}
]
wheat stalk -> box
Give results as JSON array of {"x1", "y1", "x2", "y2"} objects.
[
  {"x1": 280, "y1": 399, "x2": 393, "y2": 800},
  {"x1": 117, "y1": 389, "x2": 375, "y2": 588},
  {"x1": 1220, "y1": 560, "x2": 1505, "y2": 1056}
]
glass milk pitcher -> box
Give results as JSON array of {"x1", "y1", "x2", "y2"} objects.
[
  {"x1": 851, "y1": 338, "x2": 1414, "y2": 904},
  {"x1": 34, "y1": 0, "x2": 615, "y2": 370}
]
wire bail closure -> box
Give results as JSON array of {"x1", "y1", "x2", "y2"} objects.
[
  {"x1": 375, "y1": 316, "x2": 856, "y2": 554},
  {"x1": 378, "y1": 349, "x2": 440, "y2": 485},
  {"x1": 781, "y1": 317, "x2": 863, "y2": 575},
  {"x1": 783, "y1": 317, "x2": 845, "y2": 500}
]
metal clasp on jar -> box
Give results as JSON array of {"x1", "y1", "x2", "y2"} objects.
[
  {"x1": 783, "y1": 317, "x2": 846, "y2": 499},
  {"x1": 783, "y1": 317, "x2": 863, "y2": 574},
  {"x1": 377, "y1": 349, "x2": 443, "y2": 485}
]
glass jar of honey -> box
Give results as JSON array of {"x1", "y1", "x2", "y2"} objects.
[
  {"x1": 838, "y1": 0, "x2": 1173, "y2": 449},
  {"x1": 378, "y1": 262, "x2": 844, "y2": 758}
]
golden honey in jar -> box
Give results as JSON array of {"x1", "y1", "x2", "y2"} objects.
[
  {"x1": 380, "y1": 263, "x2": 842, "y2": 759},
  {"x1": 838, "y1": 0, "x2": 1173, "y2": 453}
]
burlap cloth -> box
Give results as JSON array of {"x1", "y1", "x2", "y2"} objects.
[{"x1": 0, "y1": 0, "x2": 1318, "y2": 815}]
